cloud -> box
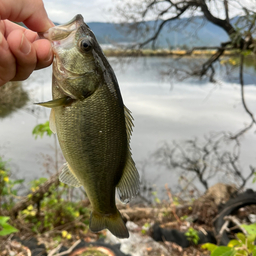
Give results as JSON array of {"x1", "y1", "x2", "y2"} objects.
[{"x1": 43, "y1": 0, "x2": 114, "y2": 23}]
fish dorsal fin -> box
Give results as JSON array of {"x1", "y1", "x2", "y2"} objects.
[
  {"x1": 59, "y1": 163, "x2": 81, "y2": 187},
  {"x1": 49, "y1": 109, "x2": 56, "y2": 134},
  {"x1": 117, "y1": 106, "x2": 139, "y2": 203},
  {"x1": 124, "y1": 105, "x2": 134, "y2": 144},
  {"x1": 116, "y1": 152, "x2": 140, "y2": 203}
]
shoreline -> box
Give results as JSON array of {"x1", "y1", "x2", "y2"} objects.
[{"x1": 103, "y1": 48, "x2": 241, "y2": 57}]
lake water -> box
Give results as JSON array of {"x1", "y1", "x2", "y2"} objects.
[{"x1": 1, "y1": 57, "x2": 256, "y2": 196}]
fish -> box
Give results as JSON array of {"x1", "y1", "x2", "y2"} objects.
[{"x1": 36, "y1": 14, "x2": 140, "y2": 239}]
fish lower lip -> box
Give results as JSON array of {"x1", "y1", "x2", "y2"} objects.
[{"x1": 37, "y1": 31, "x2": 49, "y2": 40}]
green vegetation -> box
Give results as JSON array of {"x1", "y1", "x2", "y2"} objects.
[
  {"x1": 32, "y1": 121, "x2": 53, "y2": 139},
  {"x1": 19, "y1": 177, "x2": 90, "y2": 234},
  {"x1": 202, "y1": 224, "x2": 256, "y2": 255},
  {"x1": 1, "y1": 121, "x2": 256, "y2": 256},
  {"x1": 0, "y1": 156, "x2": 24, "y2": 211},
  {"x1": 0, "y1": 81, "x2": 29, "y2": 118},
  {"x1": 141, "y1": 222, "x2": 151, "y2": 235},
  {"x1": 185, "y1": 227, "x2": 200, "y2": 245},
  {"x1": 0, "y1": 216, "x2": 18, "y2": 236},
  {"x1": 0, "y1": 122, "x2": 91, "y2": 252},
  {"x1": 0, "y1": 155, "x2": 90, "y2": 235}
]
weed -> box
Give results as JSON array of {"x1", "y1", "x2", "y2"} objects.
[
  {"x1": 185, "y1": 227, "x2": 200, "y2": 245},
  {"x1": 0, "y1": 216, "x2": 18, "y2": 236}
]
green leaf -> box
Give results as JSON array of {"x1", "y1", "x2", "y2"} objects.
[
  {"x1": 32, "y1": 121, "x2": 52, "y2": 139},
  {"x1": 241, "y1": 50, "x2": 252, "y2": 57},
  {"x1": 211, "y1": 246, "x2": 234, "y2": 256},
  {"x1": 241, "y1": 223, "x2": 256, "y2": 236},
  {"x1": 222, "y1": 251, "x2": 236, "y2": 256},
  {"x1": 236, "y1": 233, "x2": 246, "y2": 244},
  {"x1": 0, "y1": 216, "x2": 9, "y2": 226},
  {"x1": 0, "y1": 216, "x2": 18, "y2": 236},
  {"x1": 235, "y1": 249, "x2": 248, "y2": 256},
  {"x1": 201, "y1": 243, "x2": 217, "y2": 252},
  {"x1": 228, "y1": 239, "x2": 241, "y2": 248},
  {"x1": 0, "y1": 224, "x2": 18, "y2": 236},
  {"x1": 252, "y1": 246, "x2": 256, "y2": 256}
]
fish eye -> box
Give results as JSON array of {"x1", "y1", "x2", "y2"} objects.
[{"x1": 80, "y1": 39, "x2": 91, "y2": 52}]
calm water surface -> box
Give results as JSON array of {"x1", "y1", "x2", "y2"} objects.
[{"x1": 1, "y1": 57, "x2": 256, "y2": 194}]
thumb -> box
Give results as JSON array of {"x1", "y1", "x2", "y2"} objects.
[{"x1": 0, "y1": 0, "x2": 54, "y2": 32}]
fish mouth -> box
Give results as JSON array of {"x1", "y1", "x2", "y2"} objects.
[
  {"x1": 38, "y1": 14, "x2": 87, "y2": 78},
  {"x1": 38, "y1": 14, "x2": 84, "y2": 41}
]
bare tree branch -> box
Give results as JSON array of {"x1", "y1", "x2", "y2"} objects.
[
  {"x1": 153, "y1": 133, "x2": 253, "y2": 192},
  {"x1": 224, "y1": 0, "x2": 229, "y2": 22},
  {"x1": 139, "y1": 5, "x2": 189, "y2": 48},
  {"x1": 230, "y1": 54, "x2": 256, "y2": 139}
]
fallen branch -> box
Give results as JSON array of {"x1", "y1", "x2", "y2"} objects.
[
  {"x1": 165, "y1": 184, "x2": 182, "y2": 224},
  {"x1": 11, "y1": 172, "x2": 60, "y2": 217},
  {"x1": 48, "y1": 240, "x2": 81, "y2": 256},
  {"x1": 216, "y1": 219, "x2": 230, "y2": 244},
  {"x1": 224, "y1": 215, "x2": 248, "y2": 236},
  {"x1": 119, "y1": 205, "x2": 190, "y2": 222}
]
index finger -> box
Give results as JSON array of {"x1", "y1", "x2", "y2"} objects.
[{"x1": 0, "y1": 0, "x2": 54, "y2": 32}]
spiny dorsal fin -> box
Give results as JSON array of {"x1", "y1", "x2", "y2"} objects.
[
  {"x1": 49, "y1": 109, "x2": 56, "y2": 134},
  {"x1": 59, "y1": 163, "x2": 81, "y2": 187}
]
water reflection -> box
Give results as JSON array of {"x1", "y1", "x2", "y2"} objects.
[
  {"x1": 0, "y1": 57, "x2": 255, "y2": 196},
  {"x1": 0, "y1": 81, "x2": 29, "y2": 118}
]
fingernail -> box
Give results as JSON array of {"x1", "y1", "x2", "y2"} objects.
[
  {"x1": 20, "y1": 33, "x2": 31, "y2": 55},
  {"x1": 0, "y1": 32, "x2": 9, "y2": 50},
  {"x1": 48, "y1": 20, "x2": 55, "y2": 28},
  {"x1": 45, "y1": 47, "x2": 53, "y2": 62}
]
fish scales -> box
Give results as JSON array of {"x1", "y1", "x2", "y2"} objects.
[
  {"x1": 54, "y1": 85, "x2": 127, "y2": 210},
  {"x1": 36, "y1": 14, "x2": 140, "y2": 238}
]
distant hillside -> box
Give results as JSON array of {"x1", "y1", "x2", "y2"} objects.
[
  {"x1": 87, "y1": 16, "x2": 230, "y2": 49},
  {"x1": 54, "y1": 16, "x2": 234, "y2": 49}
]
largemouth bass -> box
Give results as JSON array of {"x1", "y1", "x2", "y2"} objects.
[{"x1": 37, "y1": 14, "x2": 139, "y2": 238}]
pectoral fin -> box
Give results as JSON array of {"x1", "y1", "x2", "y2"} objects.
[
  {"x1": 35, "y1": 97, "x2": 72, "y2": 108},
  {"x1": 59, "y1": 163, "x2": 81, "y2": 188}
]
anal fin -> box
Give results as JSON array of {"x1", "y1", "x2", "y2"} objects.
[
  {"x1": 116, "y1": 152, "x2": 140, "y2": 204},
  {"x1": 59, "y1": 163, "x2": 81, "y2": 188}
]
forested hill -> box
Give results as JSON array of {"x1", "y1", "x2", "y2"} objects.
[{"x1": 84, "y1": 16, "x2": 232, "y2": 49}]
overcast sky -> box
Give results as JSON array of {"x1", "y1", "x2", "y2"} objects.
[
  {"x1": 42, "y1": 0, "x2": 255, "y2": 24},
  {"x1": 43, "y1": 0, "x2": 117, "y2": 24}
]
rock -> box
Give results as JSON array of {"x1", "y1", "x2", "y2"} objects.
[
  {"x1": 204, "y1": 183, "x2": 237, "y2": 205},
  {"x1": 192, "y1": 183, "x2": 237, "y2": 225},
  {"x1": 105, "y1": 231, "x2": 169, "y2": 256},
  {"x1": 126, "y1": 221, "x2": 139, "y2": 231}
]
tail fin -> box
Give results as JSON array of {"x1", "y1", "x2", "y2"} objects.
[{"x1": 90, "y1": 209, "x2": 129, "y2": 239}]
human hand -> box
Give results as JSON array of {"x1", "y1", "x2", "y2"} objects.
[{"x1": 0, "y1": 0, "x2": 54, "y2": 86}]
